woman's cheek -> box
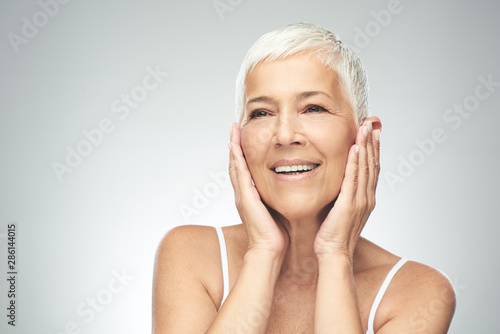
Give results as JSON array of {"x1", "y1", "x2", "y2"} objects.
[
  {"x1": 254, "y1": 123, "x2": 274, "y2": 147},
  {"x1": 241, "y1": 127, "x2": 261, "y2": 171},
  {"x1": 242, "y1": 125, "x2": 273, "y2": 157}
]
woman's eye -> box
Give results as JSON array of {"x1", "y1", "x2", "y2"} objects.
[
  {"x1": 306, "y1": 105, "x2": 327, "y2": 113},
  {"x1": 250, "y1": 110, "x2": 269, "y2": 118}
]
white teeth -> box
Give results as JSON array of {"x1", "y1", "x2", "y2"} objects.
[{"x1": 274, "y1": 164, "x2": 318, "y2": 173}]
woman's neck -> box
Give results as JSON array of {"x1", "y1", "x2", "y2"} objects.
[{"x1": 275, "y1": 203, "x2": 333, "y2": 285}]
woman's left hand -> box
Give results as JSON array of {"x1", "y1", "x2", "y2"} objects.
[{"x1": 314, "y1": 119, "x2": 381, "y2": 260}]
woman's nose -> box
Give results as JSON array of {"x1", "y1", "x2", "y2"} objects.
[{"x1": 272, "y1": 112, "x2": 303, "y2": 147}]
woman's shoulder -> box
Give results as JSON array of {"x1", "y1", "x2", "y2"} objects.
[
  {"x1": 157, "y1": 223, "x2": 246, "y2": 252},
  {"x1": 357, "y1": 237, "x2": 455, "y2": 284},
  {"x1": 154, "y1": 224, "x2": 230, "y2": 307},
  {"x1": 155, "y1": 224, "x2": 246, "y2": 286},
  {"x1": 157, "y1": 224, "x2": 216, "y2": 251},
  {"x1": 156, "y1": 224, "x2": 224, "y2": 266},
  {"x1": 357, "y1": 237, "x2": 456, "y2": 332},
  {"x1": 357, "y1": 237, "x2": 456, "y2": 301}
]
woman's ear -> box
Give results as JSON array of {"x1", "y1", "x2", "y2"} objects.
[{"x1": 365, "y1": 116, "x2": 382, "y2": 132}]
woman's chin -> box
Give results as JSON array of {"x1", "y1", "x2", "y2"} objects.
[
  {"x1": 266, "y1": 201, "x2": 326, "y2": 222},
  {"x1": 262, "y1": 191, "x2": 338, "y2": 224}
]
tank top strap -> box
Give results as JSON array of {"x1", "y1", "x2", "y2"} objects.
[
  {"x1": 215, "y1": 226, "x2": 229, "y2": 311},
  {"x1": 366, "y1": 257, "x2": 408, "y2": 334}
]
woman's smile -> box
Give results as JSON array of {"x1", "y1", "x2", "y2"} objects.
[{"x1": 270, "y1": 159, "x2": 321, "y2": 182}]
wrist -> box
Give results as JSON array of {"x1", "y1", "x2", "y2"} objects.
[
  {"x1": 316, "y1": 252, "x2": 353, "y2": 272},
  {"x1": 246, "y1": 246, "x2": 285, "y2": 264},
  {"x1": 314, "y1": 238, "x2": 355, "y2": 263},
  {"x1": 244, "y1": 248, "x2": 285, "y2": 278}
]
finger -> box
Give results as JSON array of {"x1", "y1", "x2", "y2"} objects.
[
  {"x1": 338, "y1": 143, "x2": 360, "y2": 201},
  {"x1": 365, "y1": 121, "x2": 378, "y2": 211},
  {"x1": 372, "y1": 129, "x2": 381, "y2": 190},
  {"x1": 229, "y1": 124, "x2": 258, "y2": 202},
  {"x1": 228, "y1": 123, "x2": 241, "y2": 200},
  {"x1": 356, "y1": 122, "x2": 369, "y2": 204},
  {"x1": 365, "y1": 120, "x2": 376, "y2": 192}
]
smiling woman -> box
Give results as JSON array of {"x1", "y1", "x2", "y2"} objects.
[
  {"x1": 152, "y1": 23, "x2": 456, "y2": 334},
  {"x1": 241, "y1": 54, "x2": 360, "y2": 222}
]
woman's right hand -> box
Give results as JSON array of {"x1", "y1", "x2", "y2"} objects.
[{"x1": 228, "y1": 122, "x2": 289, "y2": 256}]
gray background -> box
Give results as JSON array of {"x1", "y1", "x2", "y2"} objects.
[{"x1": 1, "y1": 0, "x2": 499, "y2": 333}]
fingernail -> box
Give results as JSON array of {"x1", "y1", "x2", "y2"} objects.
[
  {"x1": 354, "y1": 145, "x2": 359, "y2": 153},
  {"x1": 367, "y1": 121, "x2": 372, "y2": 133},
  {"x1": 374, "y1": 129, "x2": 380, "y2": 141},
  {"x1": 228, "y1": 143, "x2": 231, "y2": 151},
  {"x1": 363, "y1": 125, "x2": 368, "y2": 137}
]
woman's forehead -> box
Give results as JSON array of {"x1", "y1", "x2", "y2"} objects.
[{"x1": 245, "y1": 54, "x2": 343, "y2": 103}]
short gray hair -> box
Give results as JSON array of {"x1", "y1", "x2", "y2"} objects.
[{"x1": 235, "y1": 22, "x2": 369, "y2": 126}]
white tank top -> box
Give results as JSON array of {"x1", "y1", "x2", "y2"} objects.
[{"x1": 214, "y1": 226, "x2": 408, "y2": 334}]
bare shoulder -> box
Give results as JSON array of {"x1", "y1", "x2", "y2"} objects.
[
  {"x1": 357, "y1": 238, "x2": 456, "y2": 333},
  {"x1": 379, "y1": 260, "x2": 456, "y2": 333},
  {"x1": 152, "y1": 225, "x2": 222, "y2": 333},
  {"x1": 154, "y1": 224, "x2": 220, "y2": 287},
  {"x1": 156, "y1": 224, "x2": 217, "y2": 254},
  {"x1": 389, "y1": 259, "x2": 456, "y2": 314}
]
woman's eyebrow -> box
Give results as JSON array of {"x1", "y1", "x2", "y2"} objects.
[
  {"x1": 246, "y1": 95, "x2": 274, "y2": 106},
  {"x1": 246, "y1": 91, "x2": 332, "y2": 106},
  {"x1": 296, "y1": 91, "x2": 333, "y2": 100}
]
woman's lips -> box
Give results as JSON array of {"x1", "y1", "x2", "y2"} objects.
[{"x1": 271, "y1": 164, "x2": 320, "y2": 182}]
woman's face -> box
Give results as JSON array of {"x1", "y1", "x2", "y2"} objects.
[{"x1": 240, "y1": 53, "x2": 358, "y2": 220}]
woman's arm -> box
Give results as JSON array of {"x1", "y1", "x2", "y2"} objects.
[
  {"x1": 152, "y1": 225, "x2": 219, "y2": 333},
  {"x1": 152, "y1": 226, "x2": 285, "y2": 334},
  {"x1": 205, "y1": 248, "x2": 284, "y2": 333},
  {"x1": 315, "y1": 253, "x2": 363, "y2": 332}
]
